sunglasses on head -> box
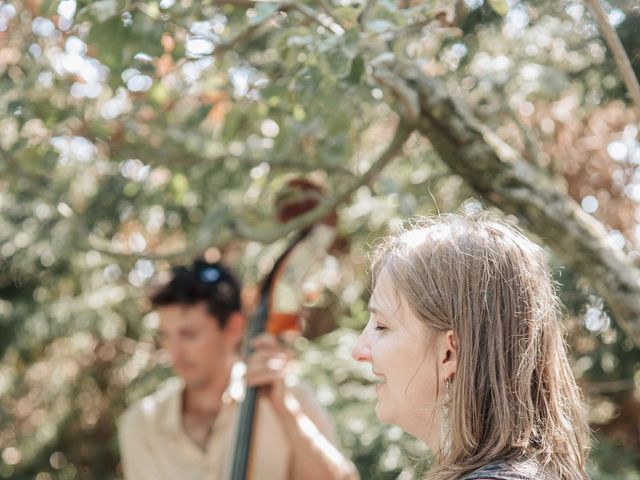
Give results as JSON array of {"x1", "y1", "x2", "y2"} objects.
[{"x1": 171, "y1": 260, "x2": 227, "y2": 285}]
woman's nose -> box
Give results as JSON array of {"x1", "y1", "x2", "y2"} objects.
[{"x1": 351, "y1": 331, "x2": 371, "y2": 362}]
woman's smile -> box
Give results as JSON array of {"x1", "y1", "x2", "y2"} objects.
[{"x1": 352, "y1": 269, "x2": 444, "y2": 445}]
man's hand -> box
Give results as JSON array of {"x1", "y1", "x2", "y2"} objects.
[
  {"x1": 244, "y1": 333, "x2": 359, "y2": 480},
  {"x1": 244, "y1": 333, "x2": 297, "y2": 414}
]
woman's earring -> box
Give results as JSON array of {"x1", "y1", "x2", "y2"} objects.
[{"x1": 439, "y1": 378, "x2": 452, "y2": 458}]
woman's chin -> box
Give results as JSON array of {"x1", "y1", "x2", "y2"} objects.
[
  {"x1": 375, "y1": 405, "x2": 428, "y2": 443},
  {"x1": 374, "y1": 401, "x2": 397, "y2": 426},
  {"x1": 376, "y1": 400, "x2": 407, "y2": 431}
]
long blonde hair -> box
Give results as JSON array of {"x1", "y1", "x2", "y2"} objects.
[{"x1": 370, "y1": 213, "x2": 590, "y2": 480}]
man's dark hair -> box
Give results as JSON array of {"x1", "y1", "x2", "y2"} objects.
[{"x1": 150, "y1": 260, "x2": 241, "y2": 327}]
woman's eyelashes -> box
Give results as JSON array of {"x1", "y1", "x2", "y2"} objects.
[{"x1": 374, "y1": 324, "x2": 388, "y2": 332}]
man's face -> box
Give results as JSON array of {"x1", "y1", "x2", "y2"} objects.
[{"x1": 157, "y1": 303, "x2": 241, "y2": 387}]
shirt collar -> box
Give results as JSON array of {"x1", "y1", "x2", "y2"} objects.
[
  {"x1": 155, "y1": 377, "x2": 185, "y2": 435},
  {"x1": 157, "y1": 362, "x2": 246, "y2": 435}
]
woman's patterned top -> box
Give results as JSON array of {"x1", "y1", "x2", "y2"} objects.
[{"x1": 463, "y1": 461, "x2": 540, "y2": 480}]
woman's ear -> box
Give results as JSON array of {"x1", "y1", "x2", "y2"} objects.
[{"x1": 440, "y1": 330, "x2": 458, "y2": 381}]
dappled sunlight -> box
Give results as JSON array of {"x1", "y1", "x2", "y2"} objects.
[{"x1": 1, "y1": 0, "x2": 640, "y2": 478}]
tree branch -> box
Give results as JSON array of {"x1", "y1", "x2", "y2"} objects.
[
  {"x1": 584, "y1": 0, "x2": 640, "y2": 113},
  {"x1": 371, "y1": 61, "x2": 421, "y2": 124},
  {"x1": 210, "y1": 0, "x2": 344, "y2": 34},
  {"x1": 583, "y1": 378, "x2": 636, "y2": 394},
  {"x1": 288, "y1": 2, "x2": 344, "y2": 35},
  {"x1": 388, "y1": 59, "x2": 640, "y2": 346},
  {"x1": 501, "y1": 96, "x2": 541, "y2": 165},
  {"x1": 214, "y1": 15, "x2": 276, "y2": 58},
  {"x1": 317, "y1": 0, "x2": 348, "y2": 31},
  {"x1": 88, "y1": 207, "x2": 235, "y2": 263},
  {"x1": 367, "y1": 8, "x2": 452, "y2": 39},
  {"x1": 87, "y1": 234, "x2": 229, "y2": 262},
  {"x1": 89, "y1": 122, "x2": 412, "y2": 258}
]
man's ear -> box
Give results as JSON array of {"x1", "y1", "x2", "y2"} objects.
[
  {"x1": 440, "y1": 330, "x2": 458, "y2": 381},
  {"x1": 223, "y1": 312, "x2": 245, "y2": 347}
]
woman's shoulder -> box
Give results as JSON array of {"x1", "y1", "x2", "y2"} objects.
[{"x1": 462, "y1": 460, "x2": 541, "y2": 480}]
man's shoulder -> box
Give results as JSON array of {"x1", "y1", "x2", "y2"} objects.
[{"x1": 119, "y1": 377, "x2": 183, "y2": 429}]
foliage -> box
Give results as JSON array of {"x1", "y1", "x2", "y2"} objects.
[{"x1": 1, "y1": 0, "x2": 640, "y2": 478}]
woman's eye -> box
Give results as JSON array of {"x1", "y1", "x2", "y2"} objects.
[{"x1": 374, "y1": 325, "x2": 387, "y2": 332}]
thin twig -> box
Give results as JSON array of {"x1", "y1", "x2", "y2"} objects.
[
  {"x1": 453, "y1": 0, "x2": 466, "y2": 25},
  {"x1": 510, "y1": 111, "x2": 541, "y2": 166},
  {"x1": 210, "y1": 0, "x2": 344, "y2": 35},
  {"x1": 87, "y1": 202, "x2": 235, "y2": 261},
  {"x1": 88, "y1": 236, "x2": 227, "y2": 262},
  {"x1": 584, "y1": 0, "x2": 640, "y2": 114},
  {"x1": 583, "y1": 378, "x2": 637, "y2": 394},
  {"x1": 362, "y1": 9, "x2": 450, "y2": 40},
  {"x1": 499, "y1": 94, "x2": 542, "y2": 165},
  {"x1": 214, "y1": 16, "x2": 276, "y2": 58},
  {"x1": 317, "y1": 0, "x2": 348, "y2": 31},
  {"x1": 372, "y1": 66, "x2": 421, "y2": 124},
  {"x1": 289, "y1": 2, "x2": 344, "y2": 35},
  {"x1": 210, "y1": 0, "x2": 276, "y2": 7}
]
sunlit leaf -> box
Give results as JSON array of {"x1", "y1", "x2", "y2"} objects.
[{"x1": 488, "y1": 0, "x2": 510, "y2": 16}]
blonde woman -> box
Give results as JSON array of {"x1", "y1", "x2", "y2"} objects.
[{"x1": 352, "y1": 213, "x2": 590, "y2": 480}]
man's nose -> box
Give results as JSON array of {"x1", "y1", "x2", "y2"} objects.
[
  {"x1": 165, "y1": 343, "x2": 183, "y2": 361},
  {"x1": 351, "y1": 330, "x2": 371, "y2": 362}
]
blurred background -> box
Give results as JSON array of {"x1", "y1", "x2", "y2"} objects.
[{"x1": 1, "y1": 0, "x2": 640, "y2": 478}]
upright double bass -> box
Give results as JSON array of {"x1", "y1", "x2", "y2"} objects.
[{"x1": 229, "y1": 179, "x2": 337, "y2": 480}]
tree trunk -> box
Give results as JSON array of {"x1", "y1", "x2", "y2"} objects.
[{"x1": 391, "y1": 61, "x2": 640, "y2": 345}]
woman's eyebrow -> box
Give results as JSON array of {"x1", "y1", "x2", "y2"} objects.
[{"x1": 367, "y1": 303, "x2": 380, "y2": 314}]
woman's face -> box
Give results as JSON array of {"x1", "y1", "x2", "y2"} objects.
[{"x1": 352, "y1": 269, "x2": 446, "y2": 446}]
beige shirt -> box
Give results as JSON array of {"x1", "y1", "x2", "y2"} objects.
[{"x1": 118, "y1": 364, "x2": 296, "y2": 480}]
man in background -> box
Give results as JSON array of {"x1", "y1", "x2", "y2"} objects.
[{"x1": 118, "y1": 260, "x2": 358, "y2": 480}]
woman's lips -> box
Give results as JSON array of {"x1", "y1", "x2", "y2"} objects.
[{"x1": 373, "y1": 371, "x2": 385, "y2": 391}]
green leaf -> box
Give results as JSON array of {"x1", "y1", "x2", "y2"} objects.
[
  {"x1": 40, "y1": 0, "x2": 57, "y2": 16},
  {"x1": 186, "y1": 105, "x2": 213, "y2": 128},
  {"x1": 221, "y1": 109, "x2": 244, "y2": 143},
  {"x1": 88, "y1": 17, "x2": 128, "y2": 73},
  {"x1": 286, "y1": 35, "x2": 314, "y2": 48},
  {"x1": 326, "y1": 45, "x2": 352, "y2": 79},
  {"x1": 365, "y1": 19, "x2": 395, "y2": 33},
  {"x1": 333, "y1": 6, "x2": 362, "y2": 25},
  {"x1": 318, "y1": 135, "x2": 350, "y2": 165},
  {"x1": 87, "y1": 11, "x2": 163, "y2": 79},
  {"x1": 149, "y1": 84, "x2": 170, "y2": 106},
  {"x1": 345, "y1": 55, "x2": 365, "y2": 85},
  {"x1": 341, "y1": 29, "x2": 360, "y2": 59},
  {"x1": 378, "y1": 0, "x2": 398, "y2": 12},
  {"x1": 488, "y1": 0, "x2": 510, "y2": 16},
  {"x1": 197, "y1": 205, "x2": 231, "y2": 246},
  {"x1": 88, "y1": 0, "x2": 120, "y2": 22},
  {"x1": 250, "y1": 3, "x2": 280, "y2": 25},
  {"x1": 171, "y1": 173, "x2": 189, "y2": 198},
  {"x1": 293, "y1": 66, "x2": 324, "y2": 104}
]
